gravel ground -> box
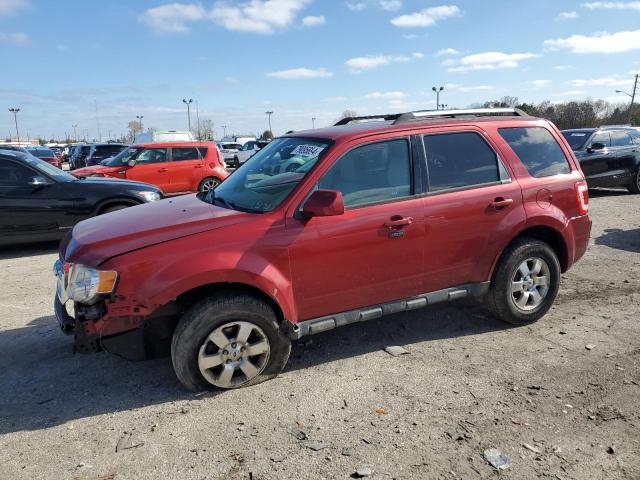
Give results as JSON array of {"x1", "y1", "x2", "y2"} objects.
[{"x1": 0, "y1": 188, "x2": 639, "y2": 480}]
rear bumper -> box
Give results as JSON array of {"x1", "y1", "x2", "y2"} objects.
[{"x1": 567, "y1": 214, "x2": 592, "y2": 268}]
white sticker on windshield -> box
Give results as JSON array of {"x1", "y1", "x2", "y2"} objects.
[
  {"x1": 291, "y1": 144, "x2": 325, "y2": 158},
  {"x1": 570, "y1": 133, "x2": 587, "y2": 137}
]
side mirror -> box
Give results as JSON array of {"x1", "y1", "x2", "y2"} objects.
[
  {"x1": 587, "y1": 142, "x2": 605, "y2": 153},
  {"x1": 302, "y1": 189, "x2": 344, "y2": 218},
  {"x1": 29, "y1": 176, "x2": 49, "y2": 188},
  {"x1": 127, "y1": 159, "x2": 137, "y2": 167}
]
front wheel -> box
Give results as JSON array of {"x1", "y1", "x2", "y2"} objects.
[
  {"x1": 486, "y1": 238, "x2": 560, "y2": 325},
  {"x1": 627, "y1": 169, "x2": 640, "y2": 194},
  {"x1": 198, "y1": 177, "x2": 221, "y2": 193},
  {"x1": 171, "y1": 293, "x2": 291, "y2": 391}
]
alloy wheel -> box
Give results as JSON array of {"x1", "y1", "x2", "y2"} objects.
[
  {"x1": 198, "y1": 321, "x2": 270, "y2": 388},
  {"x1": 510, "y1": 257, "x2": 551, "y2": 311},
  {"x1": 201, "y1": 178, "x2": 220, "y2": 192}
]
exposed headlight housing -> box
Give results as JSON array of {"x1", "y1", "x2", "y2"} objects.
[
  {"x1": 136, "y1": 191, "x2": 161, "y2": 202},
  {"x1": 66, "y1": 263, "x2": 118, "y2": 304}
]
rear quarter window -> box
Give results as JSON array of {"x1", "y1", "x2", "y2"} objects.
[{"x1": 499, "y1": 127, "x2": 571, "y2": 178}]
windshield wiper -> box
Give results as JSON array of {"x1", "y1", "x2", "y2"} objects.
[{"x1": 210, "y1": 192, "x2": 262, "y2": 214}]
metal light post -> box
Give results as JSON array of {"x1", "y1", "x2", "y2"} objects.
[
  {"x1": 432, "y1": 86, "x2": 444, "y2": 110},
  {"x1": 182, "y1": 98, "x2": 193, "y2": 132},
  {"x1": 265, "y1": 110, "x2": 274, "y2": 137},
  {"x1": 312, "y1": 117, "x2": 316, "y2": 129},
  {"x1": 616, "y1": 73, "x2": 638, "y2": 123},
  {"x1": 72, "y1": 124, "x2": 78, "y2": 142},
  {"x1": 221, "y1": 125, "x2": 228, "y2": 138},
  {"x1": 136, "y1": 115, "x2": 144, "y2": 132},
  {"x1": 9, "y1": 108, "x2": 21, "y2": 144}
]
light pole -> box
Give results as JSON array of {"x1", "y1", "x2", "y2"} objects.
[
  {"x1": 9, "y1": 108, "x2": 20, "y2": 144},
  {"x1": 182, "y1": 98, "x2": 193, "y2": 132},
  {"x1": 616, "y1": 73, "x2": 638, "y2": 123},
  {"x1": 265, "y1": 110, "x2": 274, "y2": 137},
  {"x1": 312, "y1": 117, "x2": 316, "y2": 129},
  {"x1": 221, "y1": 125, "x2": 228, "y2": 138},
  {"x1": 72, "y1": 124, "x2": 78, "y2": 142},
  {"x1": 136, "y1": 115, "x2": 144, "y2": 132},
  {"x1": 432, "y1": 86, "x2": 444, "y2": 110}
]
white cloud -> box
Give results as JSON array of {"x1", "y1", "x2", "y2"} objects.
[
  {"x1": 445, "y1": 83, "x2": 494, "y2": 93},
  {"x1": 325, "y1": 96, "x2": 348, "y2": 102},
  {"x1": 435, "y1": 47, "x2": 459, "y2": 56},
  {"x1": 569, "y1": 76, "x2": 635, "y2": 87},
  {"x1": 530, "y1": 79, "x2": 551, "y2": 88},
  {"x1": 444, "y1": 51, "x2": 540, "y2": 72},
  {"x1": 267, "y1": 67, "x2": 333, "y2": 79},
  {"x1": 345, "y1": 52, "x2": 423, "y2": 73},
  {"x1": 0, "y1": 31, "x2": 28, "y2": 45},
  {"x1": 140, "y1": 3, "x2": 207, "y2": 33},
  {"x1": 346, "y1": 0, "x2": 402, "y2": 11},
  {"x1": 302, "y1": 15, "x2": 325, "y2": 26},
  {"x1": 556, "y1": 11, "x2": 578, "y2": 19},
  {"x1": 551, "y1": 90, "x2": 585, "y2": 97},
  {"x1": 583, "y1": 2, "x2": 640, "y2": 10},
  {"x1": 391, "y1": 5, "x2": 461, "y2": 28},
  {"x1": 0, "y1": 0, "x2": 29, "y2": 16},
  {"x1": 365, "y1": 91, "x2": 406, "y2": 99},
  {"x1": 141, "y1": 0, "x2": 312, "y2": 34},
  {"x1": 544, "y1": 30, "x2": 640, "y2": 54}
]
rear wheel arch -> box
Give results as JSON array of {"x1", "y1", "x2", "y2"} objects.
[{"x1": 95, "y1": 198, "x2": 140, "y2": 216}]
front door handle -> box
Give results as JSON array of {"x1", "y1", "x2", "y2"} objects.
[
  {"x1": 158, "y1": 167, "x2": 169, "y2": 173},
  {"x1": 384, "y1": 216, "x2": 414, "y2": 229},
  {"x1": 490, "y1": 198, "x2": 513, "y2": 210},
  {"x1": 194, "y1": 164, "x2": 204, "y2": 168}
]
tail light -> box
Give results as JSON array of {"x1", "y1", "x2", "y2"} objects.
[{"x1": 575, "y1": 181, "x2": 589, "y2": 215}]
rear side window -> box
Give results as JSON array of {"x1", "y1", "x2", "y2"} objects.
[
  {"x1": 318, "y1": 139, "x2": 411, "y2": 208},
  {"x1": 499, "y1": 127, "x2": 570, "y2": 178},
  {"x1": 172, "y1": 147, "x2": 202, "y2": 161},
  {"x1": 423, "y1": 132, "x2": 500, "y2": 192},
  {"x1": 611, "y1": 131, "x2": 633, "y2": 147}
]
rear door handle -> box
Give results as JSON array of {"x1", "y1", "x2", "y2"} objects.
[
  {"x1": 194, "y1": 164, "x2": 203, "y2": 168},
  {"x1": 158, "y1": 168, "x2": 169, "y2": 172},
  {"x1": 384, "y1": 216, "x2": 414, "y2": 229},
  {"x1": 490, "y1": 198, "x2": 513, "y2": 209}
]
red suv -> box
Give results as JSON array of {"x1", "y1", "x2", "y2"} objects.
[
  {"x1": 54, "y1": 108, "x2": 591, "y2": 391},
  {"x1": 71, "y1": 141, "x2": 228, "y2": 194}
]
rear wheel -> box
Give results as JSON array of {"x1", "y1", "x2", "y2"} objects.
[
  {"x1": 627, "y1": 168, "x2": 640, "y2": 194},
  {"x1": 486, "y1": 238, "x2": 560, "y2": 325},
  {"x1": 171, "y1": 293, "x2": 291, "y2": 391},
  {"x1": 233, "y1": 157, "x2": 240, "y2": 169},
  {"x1": 198, "y1": 177, "x2": 221, "y2": 193}
]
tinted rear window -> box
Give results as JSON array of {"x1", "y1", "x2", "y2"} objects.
[
  {"x1": 172, "y1": 147, "x2": 203, "y2": 161},
  {"x1": 611, "y1": 131, "x2": 633, "y2": 147},
  {"x1": 499, "y1": 127, "x2": 570, "y2": 178}
]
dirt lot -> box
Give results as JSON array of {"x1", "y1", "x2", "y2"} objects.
[{"x1": 1, "y1": 189, "x2": 639, "y2": 480}]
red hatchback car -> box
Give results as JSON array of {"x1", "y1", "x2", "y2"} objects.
[
  {"x1": 71, "y1": 141, "x2": 228, "y2": 195},
  {"x1": 54, "y1": 108, "x2": 591, "y2": 391}
]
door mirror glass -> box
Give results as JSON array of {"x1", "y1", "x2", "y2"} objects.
[
  {"x1": 588, "y1": 142, "x2": 605, "y2": 152},
  {"x1": 28, "y1": 176, "x2": 49, "y2": 187},
  {"x1": 127, "y1": 158, "x2": 137, "y2": 167},
  {"x1": 302, "y1": 189, "x2": 345, "y2": 218}
]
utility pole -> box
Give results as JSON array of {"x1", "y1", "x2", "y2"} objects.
[
  {"x1": 182, "y1": 98, "x2": 193, "y2": 132},
  {"x1": 630, "y1": 74, "x2": 638, "y2": 124},
  {"x1": 195, "y1": 101, "x2": 201, "y2": 140},
  {"x1": 265, "y1": 110, "x2": 274, "y2": 136},
  {"x1": 8, "y1": 108, "x2": 21, "y2": 144},
  {"x1": 72, "y1": 124, "x2": 78, "y2": 142},
  {"x1": 432, "y1": 86, "x2": 444, "y2": 110}
]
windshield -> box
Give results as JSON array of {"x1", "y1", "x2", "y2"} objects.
[
  {"x1": 205, "y1": 137, "x2": 331, "y2": 213},
  {"x1": 562, "y1": 131, "x2": 592, "y2": 150},
  {"x1": 23, "y1": 154, "x2": 77, "y2": 182},
  {"x1": 104, "y1": 146, "x2": 142, "y2": 166}
]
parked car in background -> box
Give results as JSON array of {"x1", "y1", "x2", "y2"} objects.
[
  {"x1": 0, "y1": 150, "x2": 162, "y2": 246},
  {"x1": 26, "y1": 147, "x2": 62, "y2": 169},
  {"x1": 84, "y1": 143, "x2": 128, "y2": 167},
  {"x1": 134, "y1": 130, "x2": 194, "y2": 143},
  {"x1": 53, "y1": 108, "x2": 591, "y2": 391},
  {"x1": 233, "y1": 140, "x2": 270, "y2": 168},
  {"x1": 562, "y1": 127, "x2": 640, "y2": 193},
  {"x1": 217, "y1": 142, "x2": 242, "y2": 167},
  {"x1": 0, "y1": 144, "x2": 28, "y2": 153},
  {"x1": 71, "y1": 141, "x2": 228, "y2": 194},
  {"x1": 69, "y1": 144, "x2": 91, "y2": 170}
]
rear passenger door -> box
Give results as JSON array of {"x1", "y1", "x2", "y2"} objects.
[
  {"x1": 168, "y1": 147, "x2": 205, "y2": 193},
  {"x1": 610, "y1": 131, "x2": 638, "y2": 182},
  {"x1": 419, "y1": 129, "x2": 526, "y2": 292}
]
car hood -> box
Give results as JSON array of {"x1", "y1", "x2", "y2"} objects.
[
  {"x1": 62, "y1": 194, "x2": 253, "y2": 265},
  {"x1": 72, "y1": 165, "x2": 121, "y2": 177}
]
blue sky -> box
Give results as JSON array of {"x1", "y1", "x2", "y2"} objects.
[{"x1": 1, "y1": 0, "x2": 639, "y2": 140}]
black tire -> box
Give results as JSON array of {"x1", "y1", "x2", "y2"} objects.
[
  {"x1": 486, "y1": 238, "x2": 561, "y2": 326},
  {"x1": 627, "y1": 169, "x2": 640, "y2": 194},
  {"x1": 171, "y1": 293, "x2": 291, "y2": 391},
  {"x1": 198, "y1": 177, "x2": 221, "y2": 193},
  {"x1": 100, "y1": 204, "x2": 130, "y2": 215},
  {"x1": 233, "y1": 157, "x2": 240, "y2": 169}
]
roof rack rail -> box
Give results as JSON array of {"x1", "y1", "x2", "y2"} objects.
[{"x1": 334, "y1": 108, "x2": 528, "y2": 127}]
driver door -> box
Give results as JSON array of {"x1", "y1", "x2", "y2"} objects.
[
  {"x1": 579, "y1": 132, "x2": 612, "y2": 185},
  {"x1": 125, "y1": 147, "x2": 170, "y2": 192}
]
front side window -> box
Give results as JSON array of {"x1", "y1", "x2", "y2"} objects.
[
  {"x1": 207, "y1": 137, "x2": 330, "y2": 213},
  {"x1": 172, "y1": 147, "x2": 202, "y2": 161},
  {"x1": 135, "y1": 148, "x2": 167, "y2": 165},
  {"x1": 499, "y1": 127, "x2": 571, "y2": 178},
  {"x1": 424, "y1": 132, "x2": 500, "y2": 192},
  {"x1": 611, "y1": 131, "x2": 633, "y2": 147},
  {"x1": 318, "y1": 139, "x2": 411, "y2": 208},
  {"x1": 0, "y1": 160, "x2": 34, "y2": 188},
  {"x1": 92, "y1": 145, "x2": 126, "y2": 160},
  {"x1": 591, "y1": 132, "x2": 611, "y2": 147}
]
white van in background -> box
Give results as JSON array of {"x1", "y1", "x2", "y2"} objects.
[{"x1": 134, "y1": 130, "x2": 194, "y2": 143}]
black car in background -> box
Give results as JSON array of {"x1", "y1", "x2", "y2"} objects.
[
  {"x1": 0, "y1": 150, "x2": 163, "y2": 246},
  {"x1": 69, "y1": 143, "x2": 128, "y2": 170},
  {"x1": 562, "y1": 127, "x2": 640, "y2": 193}
]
